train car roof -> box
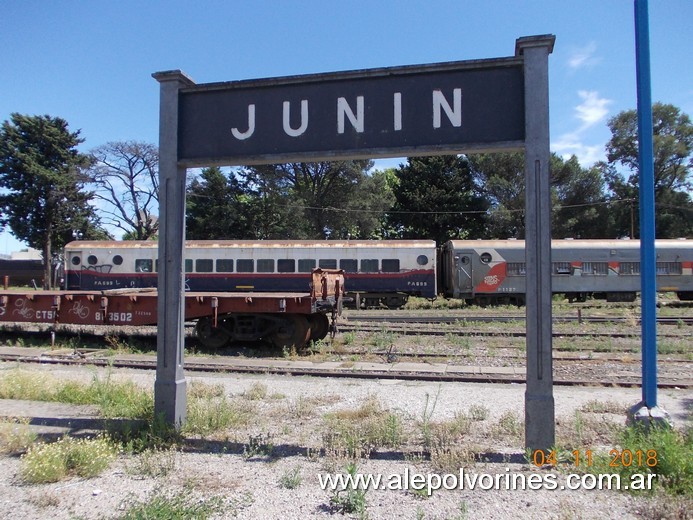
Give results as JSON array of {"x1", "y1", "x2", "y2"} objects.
[
  {"x1": 65, "y1": 239, "x2": 437, "y2": 249},
  {"x1": 445, "y1": 239, "x2": 691, "y2": 250}
]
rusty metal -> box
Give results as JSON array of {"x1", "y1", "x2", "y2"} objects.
[{"x1": 0, "y1": 269, "x2": 345, "y2": 330}]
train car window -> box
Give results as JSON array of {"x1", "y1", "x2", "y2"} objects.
[
  {"x1": 340, "y1": 259, "x2": 357, "y2": 272},
  {"x1": 382, "y1": 259, "x2": 400, "y2": 272},
  {"x1": 460, "y1": 256, "x2": 470, "y2": 265},
  {"x1": 417, "y1": 255, "x2": 429, "y2": 266},
  {"x1": 361, "y1": 259, "x2": 379, "y2": 272},
  {"x1": 277, "y1": 259, "x2": 295, "y2": 273},
  {"x1": 553, "y1": 262, "x2": 571, "y2": 275},
  {"x1": 87, "y1": 255, "x2": 98, "y2": 265},
  {"x1": 319, "y1": 259, "x2": 337, "y2": 269},
  {"x1": 216, "y1": 259, "x2": 234, "y2": 272},
  {"x1": 196, "y1": 259, "x2": 213, "y2": 273},
  {"x1": 155, "y1": 259, "x2": 159, "y2": 272},
  {"x1": 581, "y1": 262, "x2": 607, "y2": 275},
  {"x1": 71, "y1": 256, "x2": 81, "y2": 266},
  {"x1": 257, "y1": 259, "x2": 275, "y2": 273},
  {"x1": 113, "y1": 255, "x2": 123, "y2": 265},
  {"x1": 507, "y1": 262, "x2": 526, "y2": 276},
  {"x1": 620, "y1": 262, "x2": 640, "y2": 275},
  {"x1": 480, "y1": 252, "x2": 492, "y2": 264},
  {"x1": 185, "y1": 259, "x2": 193, "y2": 273},
  {"x1": 135, "y1": 259, "x2": 153, "y2": 273},
  {"x1": 237, "y1": 259, "x2": 254, "y2": 273},
  {"x1": 298, "y1": 259, "x2": 316, "y2": 272},
  {"x1": 657, "y1": 262, "x2": 682, "y2": 275}
]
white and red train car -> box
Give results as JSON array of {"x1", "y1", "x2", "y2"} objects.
[
  {"x1": 64, "y1": 240, "x2": 437, "y2": 309},
  {"x1": 440, "y1": 239, "x2": 693, "y2": 305}
]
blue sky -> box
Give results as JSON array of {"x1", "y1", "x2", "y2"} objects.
[{"x1": 1, "y1": 0, "x2": 691, "y2": 252}]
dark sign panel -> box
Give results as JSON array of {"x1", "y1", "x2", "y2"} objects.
[{"x1": 177, "y1": 59, "x2": 524, "y2": 166}]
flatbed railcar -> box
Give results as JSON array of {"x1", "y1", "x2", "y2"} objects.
[
  {"x1": 63, "y1": 240, "x2": 437, "y2": 309},
  {"x1": 440, "y1": 239, "x2": 693, "y2": 305},
  {"x1": 0, "y1": 269, "x2": 345, "y2": 350}
]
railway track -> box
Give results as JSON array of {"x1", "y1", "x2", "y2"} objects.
[
  {"x1": 0, "y1": 346, "x2": 690, "y2": 389},
  {"x1": 342, "y1": 314, "x2": 693, "y2": 326},
  {"x1": 337, "y1": 323, "x2": 690, "y2": 339}
]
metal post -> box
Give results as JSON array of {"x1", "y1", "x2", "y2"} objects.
[
  {"x1": 516, "y1": 35, "x2": 556, "y2": 452},
  {"x1": 152, "y1": 70, "x2": 195, "y2": 429},
  {"x1": 629, "y1": 0, "x2": 669, "y2": 426}
]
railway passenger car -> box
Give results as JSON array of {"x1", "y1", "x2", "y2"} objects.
[
  {"x1": 64, "y1": 240, "x2": 437, "y2": 308},
  {"x1": 440, "y1": 239, "x2": 693, "y2": 305}
]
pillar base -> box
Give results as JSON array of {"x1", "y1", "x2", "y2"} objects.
[{"x1": 627, "y1": 401, "x2": 671, "y2": 430}]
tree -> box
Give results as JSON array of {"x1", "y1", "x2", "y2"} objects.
[
  {"x1": 604, "y1": 103, "x2": 693, "y2": 238},
  {"x1": 551, "y1": 154, "x2": 608, "y2": 238},
  {"x1": 0, "y1": 114, "x2": 108, "y2": 288},
  {"x1": 186, "y1": 166, "x2": 252, "y2": 239},
  {"x1": 467, "y1": 152, "x2": 525, "y2": 238},
  {"x1": 389, "y1": 155, "x2": 488, "y2": 244},
  {"x1": 88, "y1": 141, "x2": 160, "y2": 240},
  {"x1": 239, "y1": 160, "x2": 383, "y2": 239}
]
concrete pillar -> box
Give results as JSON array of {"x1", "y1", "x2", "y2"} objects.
[
  {"x1": 152, "y1": 70, "x2": 195, "y2": 429},
  {"x1": 516, "y1": 35, "x2": 556, "y2": 452}
]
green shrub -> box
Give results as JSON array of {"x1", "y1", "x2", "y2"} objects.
[{"x1": 21, "y1": 436, "x2": 118, "y2": 483}]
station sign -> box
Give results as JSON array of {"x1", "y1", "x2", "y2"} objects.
[{"x1": 176, "y1": 59, "x2": 525, "y2": 166}]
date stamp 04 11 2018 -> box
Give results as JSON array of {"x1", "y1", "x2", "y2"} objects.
[{"x1": 530, "y1": 449, "x2": 658, "y2": 469}]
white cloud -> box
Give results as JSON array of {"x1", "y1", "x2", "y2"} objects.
[
  {"x1": 552, "y1": 133, "x2": 604, "y2": 166},
  {"x1": 567, "y1": 42, "x2": 600, "y2": 70},
  {"x1": 552, "y1": 91, "x2": 612, "y2": 166},
  {"x1": 575, "y1": 90, "x2": 611, "y2": 129}
]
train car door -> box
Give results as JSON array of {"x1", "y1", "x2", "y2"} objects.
[
  {"x1": 66, "y1": 251, "x2": 82, "y2": 289},
  {"x1": 456, "y1": 253, "x2": 473, "y2": 297}
]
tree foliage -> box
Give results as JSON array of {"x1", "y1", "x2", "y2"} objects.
[
  {"x1": 238, "y1": 161, "x2": 389, "y2": 239},
  {"x1": 0, "y1": 114, "x2": 108, "y2": 287},
  {"x1": 88, "y1": 141, "x2": 159, "y2": 240},
  {"x1": 604, "y1": 102, "x2": 693, "y2": 238},
  {"x1": 186, "y1": 166, "x2": 252, "y2": 239},
  {"x1": 467, "y1": 152, "x2": 525, "y2": 238},
  {"x1": 469, "y1": 152, "x2": 609, "y2": 239},
  {"x1": 551, "y1": 154, "x2": 607, "y2": 238},
  {"x1": 388, "y1": 155, "x2": 487, "y2": 244}
]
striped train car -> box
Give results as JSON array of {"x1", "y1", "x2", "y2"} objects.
[
  {"x1": 64, "y1": 240, "x2": 437, "y2": 309},
  {"x1": 440, "y1": 239, "x2": 693, "y2": 305}
]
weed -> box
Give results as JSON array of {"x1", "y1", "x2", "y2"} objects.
[
  {"x1": 445, "y1": 332, "x2": 471, "y2": 351},
  {"x1": 185, "y1": 395, "x2": 255, "y2": 436},
  {"x1": 279, "y1": 466, "x2": 303, "y2": 489},
  {"x1": 20, "y1": 435, "x2": 118, "y2": 483},
  {"x1": 323, "y1": 397, "x2": 404, "y2": 459},
  {"x1": 370, "y1": 326, "x2": 397, "y2": 350},
  {"x1": 420, "y1": 386, "x2": 442, "y2": 449},
  {"x1": 188, "y1": 380, "x2": 226, "y2": 399},
  {"x1": 343, "y1": 331, "x2": 356, "y2": 345},
  {"x1": 467, "y1": 404, "x2": 490, "y2": 422},
  {"x1": 118, "y1": 487, "x2": 249, "y2": 520},
  {"x1": 493, "y1": 411, "x2": 524, "y2": 439},
  {"x1": 243, "y1": 432, "x2": 274, "y2": 459},
  {"x1": 0, "y1": 417, "x2": 36, "y2": 454},
  {"x1": 244, "y1": 382, "x2": 268, "y2": 401},
  {"x1": 586, "y1": 423, "x2": 692, "y2": 496},
  {"x1": 580, "y1": 399, "x2": 625, "y2": 414},
  {"x1": 329, "y1": 462, "x2": 368, "y2": 519},
  {"x1": 128, "y1": 446, "x2": 178, "y2": 478}
]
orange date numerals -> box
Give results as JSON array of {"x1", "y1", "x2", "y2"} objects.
[
  {"x1": 609, "y1": 449, "x2": 658, "y2": 468},
  {"x1": 531, "y1": 449, "x2": 593, "y2": 467}
]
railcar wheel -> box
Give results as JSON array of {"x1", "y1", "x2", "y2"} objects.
[
  {"x1": 270, "y1": 314, "x2": 311, "y2": 351},
  {"x1": 308, "y1": 313, "x2": 330, "y2": 341},
  {"x1": 195, "y1": 317, "x2": 231, "y2": 349}
]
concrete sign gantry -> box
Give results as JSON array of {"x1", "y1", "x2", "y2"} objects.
[{"x1": 153, "y1": 34, "x2": 556, "y2": 451}]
